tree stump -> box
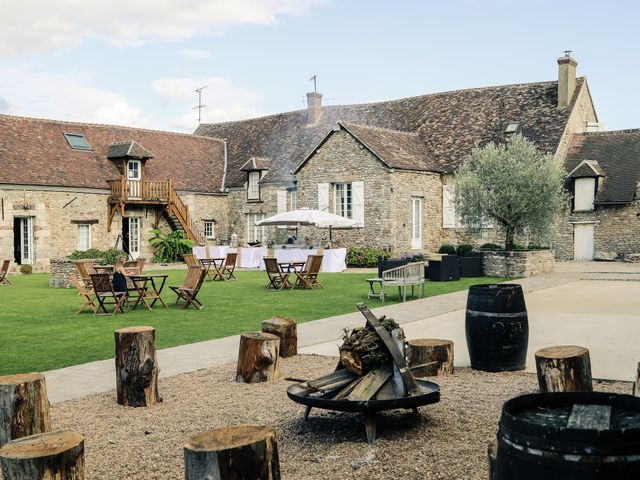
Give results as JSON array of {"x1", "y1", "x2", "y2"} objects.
[
  {"x1": 0, "y1": 431, "x2": 84, "y2": 479},
  {"x1": 261, "y1": 317, "x2": 297, "y2": 358},
  {"x1": 184, "y1": 425, "x2": 280, "y2": 480},
  {"x1": 114, "y1": 326, "x2": 162, "y2": 407},
  {"x1": 0, "y1": 373, "x2": 51, "y2": 448},
  {"x1": 633, "y1": 362, "x2": 640, "y2": 397},
  {"x1": 236, "y1": 332, "x2": 281, "y2": 383},
  {"x1": 407, "y1": 339, "x2": 454, "y2": 377},
  {"x1": 535, "y1": 345, "x2": 592, "y2": 392}
]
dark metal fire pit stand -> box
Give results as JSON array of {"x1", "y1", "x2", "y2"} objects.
[{"x1": 287, "y1": 304, "x2": 441, "y2": 443}]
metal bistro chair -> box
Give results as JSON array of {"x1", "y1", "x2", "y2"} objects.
[{"x1": 89, "y1": 273, "x2": 127, "y2": 315}]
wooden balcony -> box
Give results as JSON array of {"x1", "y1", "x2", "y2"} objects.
[
  {"x1": 106, "y1": 177, "x2": 204, "y2": 245},
  {"x1": 107, "y1": 178, "x2": 171, "y2": 204}
]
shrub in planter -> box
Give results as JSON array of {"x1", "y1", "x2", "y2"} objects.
[
  {"x1": 456, "y1": 244, "x2": 474, "y2": 256},
  {"x1": 479, "y1": 243, "x2": 501, "y2": 251},
  {"x1": 400, "y1": 252, "x2": 425, "y2": 263},
  {"x1": 346, "y1": 247, "x2": 389, "y2": 267},
  {"x1": 438, "y1": 244, "x2": 456, "y2": 255},
  {"x1": 20, "y1": 264, "x2": 33, "y2": 274}
]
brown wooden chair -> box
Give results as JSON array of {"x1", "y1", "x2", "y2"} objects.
[
  {"x1": 264, "y1": 257, "x2": 292, "y2": 291},
  {"x1": 183, "y1": 254, "x2": 198, "y2": 267},
  {"x1": 135, "y1": 257, "x2": 146, "y2": 272},
  {"x1": 89, "y1": 273, "x2": 127, "y2": 315},
  {"x1": 74, "y1": 260, "x2": 96, "y2": 287},
  {"x1": 0, "y1": 260, "x2": 11, "y2": 286},
  {"x1": 69, "y1": 273, "x2": 97, "y2": 314},
  {"x1": 294, "y1": 254, "x2": 325, "y2": 289},
  {"x1": 215, "y1": 251, "x2": 238, "y2": 281},
  {"x1": 123, "y1": 259, "x2": 138, "y2": 268},
  {"x1": 169, "y1": 265, "x2": 206, "y2": 309}
]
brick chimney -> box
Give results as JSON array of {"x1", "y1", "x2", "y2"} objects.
[
  {"x1": 557, "y1": 52, "x2": 577, "y2": 109},
  {"x1": 306, "y1": 92, "x2": 322, "y2": 125}
]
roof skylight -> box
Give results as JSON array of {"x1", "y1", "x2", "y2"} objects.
[
  {"x1": 64, "y1": 133, "x2": 91, "y2": 150},
  {"x1": 504, "y1": 122, "x2": 520, "y2": 134}
]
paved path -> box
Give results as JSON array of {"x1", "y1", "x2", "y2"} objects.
[{"x1": 44, "y1": 262, "x2": 640, "y2": 403}]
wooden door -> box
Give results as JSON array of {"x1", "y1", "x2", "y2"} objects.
[{"x1": 573, "y1": 223, "x2": 594, "y2": 261}]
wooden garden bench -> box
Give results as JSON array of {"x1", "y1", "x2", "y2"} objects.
[{"x1": 367, "y1": 262, "x2": 425, "y2": 303}]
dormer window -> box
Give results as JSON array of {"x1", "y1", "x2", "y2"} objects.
[
  {"x1": 504, "y1": 122, "x2": 520, "y2": 134},
  {"x1": 248, "y1": 171, "x2": 260, "y2": 200},
  {"x1": 574, "y1": 177, "x2": 596, "y2": 212},
  {"x1": 64, "y1": 133, "x2": 91, "y2": 150}
]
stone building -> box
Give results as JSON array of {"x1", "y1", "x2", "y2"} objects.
[
  {"x1": 0, "y1": 116, "x2": 228, "y2": 270},
  {"x1": 556, "y1": 129, "x2": 640, "y2": 261},
  {"x1": 3, "y1": 54, "x2": 635, "y2": 270}
]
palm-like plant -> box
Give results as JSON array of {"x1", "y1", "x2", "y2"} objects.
[{"x1": 149, "y1": 228, "x2": 194, "y2": 262}]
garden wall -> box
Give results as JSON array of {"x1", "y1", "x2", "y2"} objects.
[
  {"x1": 482, "y1": 250, "x2": 554, "y2": 277},
  {"x1": 49, "y1": 258, "x2": 82, "y2": 288}
]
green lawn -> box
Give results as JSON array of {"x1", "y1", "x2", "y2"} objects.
[{"x1": 0, "y1": 271, "x2": 505, "y2": 375}]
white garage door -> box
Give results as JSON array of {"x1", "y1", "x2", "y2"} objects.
[{"x1": 574, "y1": 224, "x2": 595, "y2": 261}]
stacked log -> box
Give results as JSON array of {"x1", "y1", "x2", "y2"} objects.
[
  {"x1": 184, "y1": 425, "x2": 280, "y2": 480},
  {"x1": 0, "y1": 373, "x2": 51, "y2": 447}
]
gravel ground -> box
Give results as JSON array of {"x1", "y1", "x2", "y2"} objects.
[{"x1": 45, "y1": 355, "x2": 631, "y2": 480}]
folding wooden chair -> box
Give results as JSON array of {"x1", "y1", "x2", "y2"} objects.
[
  {"x1": 123, "y1": 259, "x2": 138, "y2": 268},
  {"x1": 74, "y1": 260, "x2": 96, "y2": 288},
  {"x1": 89, "y1": 273, "x2": 127, "y2": 315},
  {"x1": 169, "y1": 265, "x2": 207, "y2": 309},
  {"x1": 69, "y1": 273, "x2": 97, "y2": 314},
  {"x1": 294, "y1": 254, "x2": 325, "y2": 289},
  {"x1": 135, "y1": 257, "x2": 146, "y2": 272},
  {"x1": 214, "y1": 251, "x2": 237, "y2": 281},
  {"x1": 183, "y1": 254, "x2": 198, "y2": 267},
  {"x1": 264, "y1": 257, "x2": 292, "y2": 291},
  {"x1": 0, "y1": 260, "x2": 11, "y2": 286}
]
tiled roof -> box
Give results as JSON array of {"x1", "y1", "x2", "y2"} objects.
[
  {"x1": 196, "y1": 79, "x2": 583, "y2": 186},
  {"x1": 568, "y1": 159, "x2": 605, "y2": 178},
  {"x1": 565, "y1": 129, "x2": 640, "y2": 204},
  {"x1": 295, "y1": 122, "x2": 441, "y2": 173},
  {"x1": 107, "y1": 140, "x2": 154, "y2": 159},
  {"x1": 240, "y1": 156, "x2": 270, "y2": 171},
  {"x1": 0, "y1": 115, "x2": 226, "y2": 193}
]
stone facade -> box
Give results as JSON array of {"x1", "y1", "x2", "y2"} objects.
[
  {"x1": 296, "y1": 129, "x2": 442, "y2": 254},
  {"x1": 0, "y1": 185, "x2": 229, "y2": 271},
  {"x1": 555, "y1": 192, "x2": 640, "y2": 261},
  {"x1": 482, "y1": 250, "x2": 555, "y2": 277},
  {"x1": 49, "y1": 258, "x2": 82, "y2": 288}
]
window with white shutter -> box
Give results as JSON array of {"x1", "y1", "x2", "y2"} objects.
[
  {"x1": 77, "y1": 224, "x2": 91, "y2": 251},
  {"x1": 289, "y1": 190, "x2": 297, "y2": 211},
  {"x1": 352, "y1": 181, "x2": 364, "y2": 227},
  {"x1": 318, "y1": 183, "x2": 329, "y2": 212},
  {"x1": 574, "y1": 177, "x2": 596, "y2": 212},
  {"x1": 276, "y1": 190, "x2": 287, "y2": 229},
  {"x1": 247, "y1": 171, "x2": 260, "y2": 200},
  {"x1": 411, "y1": 197, "x2": 422, "y2": 249},
  {"x1": 442, "y1": 184, "x2": 456, "y2": 228}
]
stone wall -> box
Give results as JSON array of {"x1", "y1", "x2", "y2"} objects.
[
  {"x1": 49, "y1": 258, "x2": 83, "y2": 288},
  {"x1": 482, "y1": 250, "x2": 555, "y2": 277},
  {"x1": 555, "y1": 192, "x2": 640, "y2": 261}
]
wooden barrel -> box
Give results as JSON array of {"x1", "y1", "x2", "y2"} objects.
[
  {"x1": 495, "y1": 392, "x2": 640, "y2": 480},
  {"x1": 465, "y1": 284, "x2": 528, "y2": 371}
]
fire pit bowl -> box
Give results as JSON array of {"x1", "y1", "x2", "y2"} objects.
[{"x1": 287, "y1": 379, "x2": 440, "y2": 443}]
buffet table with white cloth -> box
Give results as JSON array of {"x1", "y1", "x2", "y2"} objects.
[{"x1": 192, "y1": 246, "x2": 347, "y2": 272}]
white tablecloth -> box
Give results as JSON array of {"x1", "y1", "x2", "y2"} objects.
[{"x1": 192, "y1": 247, "x2": 347, "y2": 272}]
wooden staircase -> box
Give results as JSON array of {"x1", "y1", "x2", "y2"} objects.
[{"x1": 107, "y1": 177, "x2": 205, "y2": 245}]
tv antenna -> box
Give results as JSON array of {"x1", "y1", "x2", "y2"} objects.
[
  {"x1": 193, "y1": 85, "x2": 208, "y2": 124},
  {"x1": 309, "y1": 75, "x2": 317, "y2": 93}
]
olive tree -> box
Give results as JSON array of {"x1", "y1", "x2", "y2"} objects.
[{"x1": 454, "y1": 134, "x2": 566, "y2": 250}]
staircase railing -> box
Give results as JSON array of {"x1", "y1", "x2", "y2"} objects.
[{"x1": 167, "y1": 180, "x2": 205, "y2": 245}]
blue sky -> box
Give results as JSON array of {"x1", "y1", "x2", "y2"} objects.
[{"x1": 0, "y1": 0, "x2": 638, "y2": 132}]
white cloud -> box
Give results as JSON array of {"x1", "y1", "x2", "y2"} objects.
[
  {"x1": 0, "y1": 97, "x2": 9, "y2": 112},
  {"x1": 153, "y1": 76, "x2": 264, "y2": 131},
  {"x1": 0, "y1": 62, "x2": 153, "y2": 127},
  {"x1": 0, "y1": 0, "x2": 325, "y2": 56},
  {"x1": 179, "y1": 49, "x2": 214, "y2": 60}
]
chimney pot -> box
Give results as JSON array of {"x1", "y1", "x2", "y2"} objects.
[
  {"x1": 306, "y1": 92, "x2": 322, "y2": 125},
  {"x1": 557, "y1": 53, "x2": 577, "y2": 109}
]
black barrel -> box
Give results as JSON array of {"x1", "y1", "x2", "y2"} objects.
[
  {"x1": 465, "y1": 284, "x2": 528, "y2": 371},
  {"x1": 494, "y1": 392, "x2": 640, "y2": 480}
]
